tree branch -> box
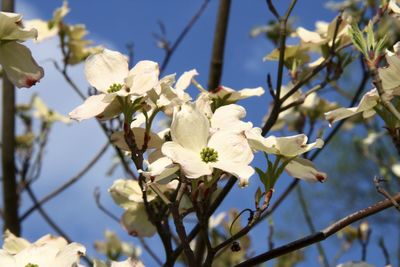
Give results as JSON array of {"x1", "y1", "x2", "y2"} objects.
[
  {"x1": 1, "y1": 0, "x2": 20, "y2": 236},
  {"x1": 234, "y1": 192, "x2": 400, "y2": 267},
  {"x1": 207, "y1": 0, "x2": 231, "y2": 91}
]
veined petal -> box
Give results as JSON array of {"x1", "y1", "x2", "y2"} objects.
[
  {"x1": 69, "y1": 94, "x2": 116, "y2": 121},
  {"x1": 212, "y1": 161, "x2": 254, "y2": 187},
  {"x1": 296, "y1": 27, "x2": 325, "y2": 44},
  {"x1": 24, "y1": 19, "x2": 58, "y2": 42},
  {"x1": 14, "y1": 243, "x2": 59, "y2": 266},
  {"x1": 245, "y1": 127, "x2": 278, "y2": 154},
  {"x1": 0, "y1": 250, "x2": 15, "y2": 266},
  {"x1": 208, "y1": 130, "x2": 253, "y2": 164},
  {"x1": 175, "y1": 69, "x2": 198, "y2": 92},
  {"x1": 162, "y1": 142, "x2": 212, "y2": 178},
  {"x1": 2, "y1": 230, "x2": 30, "y2": 254},
  {"x1": 325, "y1": 89, "x2": 379, "y2": 124},
  {"x1": 211, "y1": 104, "x2": 252, "y2": 132},
  {"x1": 0, "y1": 41, "x2": 44, "y2": 88},
  {"x1": 109, "y1": 179, "x2": 156, "y2": 208},
  {"x1": 84, "y1": 49, "x2": 129, "y2": 93},
  {"x1": 126, "y1": 60, "x2": 159, "y2": 96},
  {"x1": 0, "y1": 12, "x2": 37, "y2": 41},
  {"x1": 52, "y1": 242, "x2": 86, "y2": 267},
  {"x1": 264, "y1": 134, "x2": 323, "y2": 157},
  {"x1": 212, "y1": 86, "x2": 265, "y2": 102},
  {"x1": 121, "y1": 205, "x2": 157, "y2": 237},
  {"x1": 170, "y1": 103, "x2": 209, "y2": 152},
  {"x1": 285, "y1": 158, "x2": 327, "y2": 183},
  {"x1": 378, "y1": 44, "x2": 400, "y2": 91}
]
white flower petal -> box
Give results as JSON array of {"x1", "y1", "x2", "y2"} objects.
[
  {"x1": 0, "y1": 250, "x2": 15, "y2": 266},
  {"x1": 170, "y1": 103, "x2": 209, "y2": 152},
  {"x1": 389, "y1": 0, "x2": 400, "y2": 14},
  {"x1": 175, "y1": 69, "x2": 198, "y2": 92},
  {"x1": 109, "y1": 179, "x2": 156, "y2": 209},
  {"x1": 285, "y1": 158, "x2": 327, "y2": 183},
  {"x1": 2, "y1": 230, "x2": 30, "y2": 254},
  {"x1": 212, "y1": 161, "x2": 254, "y2": 187},
  {"x1": 25, "y1": 19, "x2": 58, "y2": 42},
  {"x1": 126, "y1": 60, "x2": 159, "y2": 96},
  {"x1": 84, "y1": 49, "x2": 129, "y2": 93},
  {"x1": 162, "y1": 142, "x2": 212, "y2": 178},
  {"x1": 208, "y1": 130, "x2": 253, "y2": 164},
  {"x1": 69, "y1": 94, "x2": 117, "y2": 121},
  {"x1": 52, "y1": 243, "x2": 86, "y2": 267},
  {"x1": 121, "y1": 205, "x2": 157, "y2": 237},
  {"x1": 212, "y1": 86, "x2": 265, "y2": 102},
  {"x1": 0, "y1": 12, "x2": 38, "y2": 41},
  {"x1": 0, "y1": 41, "x2": 44, "y2": 88},
  {"x1": 325, "y1": 89, "x2": 379, "y2": 124},
  {"x1": 211, "y1": 104, "x2": 252, "y2": 132},
  {"x1": 296, "y1": 27, "x2": 325, "y2": 44}
]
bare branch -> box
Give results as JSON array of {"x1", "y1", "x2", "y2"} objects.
[
  {"x1": 160, "y1": 0, "x2": 211, "y2": 74},
  {"x1": 235, "y1": 192, "x2": 400, "y2": 267}
]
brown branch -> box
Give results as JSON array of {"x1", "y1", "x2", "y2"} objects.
[
  {"x1": 93, "y1": 187, "x2": 120, "y2": 223},
  {"x1": 207, "y1": 0, "x2": 231, "y2": 91},
  {"x1": 1, "y1": 0, "x2": 20, "y2": 236},
  {"x1": 374, "y1": 177, "x2": 400, "y2": 212},
  {"x1": 234, "y1": 192, "x2": 400, "y2": 267},
  {"x1": 170, "y1": 202, "x2": 196, "y2": 267},
  {"x1": 160, "y1": 0, "x2": 211, "y2": 74},
  {"x1": 20, "y1": 142, "x2": 110, "y2": 221}
]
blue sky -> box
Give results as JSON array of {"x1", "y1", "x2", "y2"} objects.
[{"x1": 1, "y1": 0, "x2": 397, "y2": 266}]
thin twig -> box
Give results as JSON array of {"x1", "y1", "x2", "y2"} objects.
[
  {"x1": 93, "y1": 187, "x2": 120, "y2": 222},
  {"x1": 297, "y1": 186, "x2": 330, "y2": 267},
  {"x1": 378, "y1": 237, "x2": 391, "y2": 266},
  {"x1": 160, "y1": 0, "x2": 211, "y2": 74},
  {"x1": 20, "y1": 142, "x2": 110, "y2": 221},
  {"x1": 374, "y1": 177, "x2": 400, "y2": 212}
]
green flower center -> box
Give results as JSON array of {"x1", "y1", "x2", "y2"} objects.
[
  {"x1": 107, "y1": 83, "x2": 123, "y2": 93},
  {"x1": 200, "y1": 147, "x2": 218, "y2": 163},
  {"x1": 25, "y1": 264, "x2": 39, "y2": 267}
]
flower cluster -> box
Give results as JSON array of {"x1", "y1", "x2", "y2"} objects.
[{"x1": 68, "y1": 48, "x2": 328, "y2": 237}]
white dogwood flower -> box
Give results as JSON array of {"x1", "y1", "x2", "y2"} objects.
[
  {"x1": 0, "y1": 231, "x2": 85, "y2": 267},
  {"x1": 69, "y1": 49, "x2": 159, "y2": 121},
  {"x1": 0, "y1": 12, "x2": 44, "y2": 88},
  {"x1": 162, "y1": 103, "x2": 254, "y2": 186},
  {"x1": 245, "y1": 127, "x2": 326, "y2": 182},
  {"x1": 245, "y1": 128, "x2": 324, "y2": 157}
]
